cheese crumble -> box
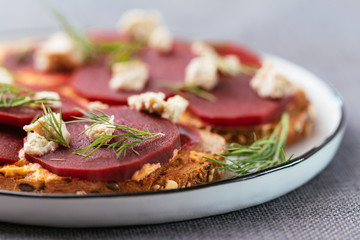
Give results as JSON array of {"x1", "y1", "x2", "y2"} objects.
[
  {"x1": 27, "y1": 91, "x2": 62, "y2": 109},
  {"x1": 118, "y1": 9, "x2": 173, "y2": 53},
  {"x1": 23, "y1": 113, "x2": 71, "y2": 146},
  {"x1": 185, "y1": 56, "x2": 218, "y2": 91},
  {"x1": 24, "y1": 132, "x2": 59, "y2": 156},
  {"x1": 109, "y1": 61, "x2": 149, "y2": 91},
  {"x1": 148, "y1": 25, "x2": 173, "y2": 53},
  {"x1": 217, "y1": 54, "x2": 242, "y2": 76},
  {"x1": 128, "y1": 92, "x2": 166, "y2": 114},
  {"x1": 250, "y1": 59, "x2": 296, "y2": 98},
  {"x1": 118, "y1": 9, "x2": 162, "y2": 42},
  {"x1": 128, "y1": 92, "x2": 188, "y2": 122},
  {"x1": 34, "y1": 32, "x2": 85, "y2": 72},
  {"x1": 85, "y1": 115, "x2": 115, "y2": 142},
  {"x1": 191, "y1": 41, "x2": 218, "y2": 59},
  {"x1": 162, "y1": 95, "x2": 189, "y2": 123},
  {"x1": 190, "y1": 41, "x2": 245, "y2": 79}
]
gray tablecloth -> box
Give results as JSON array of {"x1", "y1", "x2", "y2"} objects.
[{"x1": 0, "y1": 0, "x2": 359, "y2": 239}]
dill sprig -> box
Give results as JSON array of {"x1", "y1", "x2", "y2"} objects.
[
  {"x1": 95, "y1": 41, "x2": 144, "y2": 65},
  {"x1": 50, "y1": 158, "x2": 65, "y2": 161},
  {"x1": 69, "y1": 108, "x2": 164, "y2": 158},
  {"x1": 205, "y1": 113, "x2": 293, "y2": 175},
  {"x1": 50, "y1": 7, "x2": 144, "y2": 65},
  {"x1": 163, "y1": 82, "x2": 217, "y2": 102},
  {"x1": 0, "y1": 83, "x2": 62, "y2": 108},
  {"x1": 51, "y1": 9, "x2": 95, "y2": 60},
  {"x1": 38, "y1": 105, "x2": 70, "y2": 148}
]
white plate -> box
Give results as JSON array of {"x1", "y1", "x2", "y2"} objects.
[{"x1": 0, "y1": 54, "x2": 345, "y2": 227}]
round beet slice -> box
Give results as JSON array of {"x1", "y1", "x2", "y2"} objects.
[
  {"x1": 0, "y1": 96, "x2": 81, "y2": 127},
  {"x1": 70, "y1": 40, "x2": 194, "y2": 104},
  {"x1": 186, "y1": 75, "x2": 290, "y2": 126},
  {"x1": 25, "y1": 106, "x2": 181, "y2": 181},
  {"x1": 0, "y1": 124, "x2": 26, "y2": 164}
]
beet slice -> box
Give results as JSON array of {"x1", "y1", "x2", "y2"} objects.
[
  {"x1": 186, "y1": 74, "x2": 290, "y2": 126},
  {"x1": 0, "y1": 96, "x2": 81, "y2": 127},
  {"x1": 70, "y1": 40, "x2": 195, "y2": 104},
  {"x1": 25, "y1": 106, "x2": 181, "y2": 181},
  {"x1": 2, "y1": 50, "x2": 71, "y2": 88},
  {"x1": 177, "y1": 123, "x2": 201, "y2": 149},
  {"x1": 0, "y1": 124, "x2": 26, "y2": 164}
]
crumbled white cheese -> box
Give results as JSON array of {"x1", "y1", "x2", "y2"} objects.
[
  {"x1": 23, "y1": 113, "x2": 71, "y2": 146},
  {"x1": 24, "y1": 132, "x2": 59, "y2": 156},
  {"x1": 28, "y1": 91, "x2": 62, "y2": 109},
  {"x1": 34, "y1": 31, "x2": 85, "y2": 72},
  {"x1": 128, "y1": 92, "x2": 188, "y2": 122},
  {"x1": 148, "y1": 25, "x2": 173, "y2": 53},
  {"x1": 0, "y1": 67, "x2": 14, "y2": 84},
  {"x1": 185, "y1": 56, "x2": 218, "y2": 90},
  {"x1": 191, "y1": 41, "x2": 244, "y2": 77},
  {"x1": 217, "y1": 54, "x2": 242, "y2": 76},
  {"x1": 191, "y1": 41, "x2": 217, "y2": 58},
  {"x1": 250, "y1": 59, "x2": 296, "y2": 98},
  {"x1": 87, "y1": 101, "x2": 109, "y2": 110},
  {"x1": 109, "y1": 61, "x2": 149, "y2": 91},
  {"x1": 117, "y1": 9, "x2": 162, "y2": 42},
  {"x1": 128, "y1": 92, "x2": 165, "y2": 114},
  {"x1": 85, "y1": 115, "x2": 115, "y2": 142},
  {"x1": 162, "y1": 95, "x2": 189, "y2": 122},
  {"x1": 118, "y1": 9, "x2": 174, "y2": 53}
]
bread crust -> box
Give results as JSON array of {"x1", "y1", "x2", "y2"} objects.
[
  {"x1": 0, "y1": 130, "x2": 225, "y2": 194},
  {"x1": 181, "y1": 90, "x2": 314, "y2": 145}
]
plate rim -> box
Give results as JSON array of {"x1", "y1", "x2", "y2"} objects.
[{"x1": 0, "y1": 53, "x2": 346, "y2": 200}]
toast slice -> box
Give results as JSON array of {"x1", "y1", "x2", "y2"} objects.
[{"x1": 0, "y1": 130, "x2": 225, "y2": 194}]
